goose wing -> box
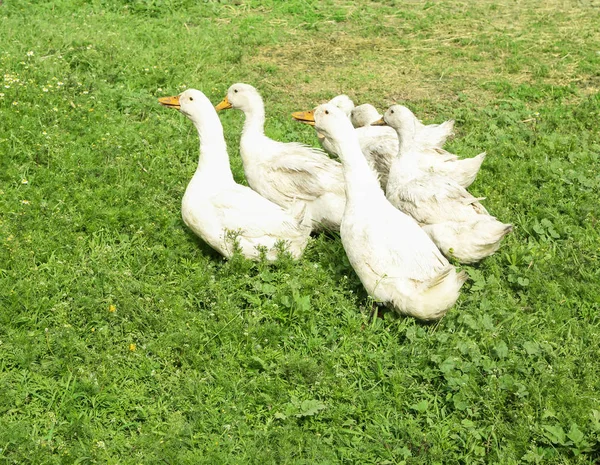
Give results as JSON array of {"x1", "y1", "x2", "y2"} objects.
[{"x1": 267, "y1": 143, "x2": 345, "y2": 201}]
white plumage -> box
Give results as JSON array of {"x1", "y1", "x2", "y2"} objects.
[
  {"x1": 298, "y1": 98, "x2": 482, "y2": 190},
  {"x1": 216, "y1": 83, "x2": 345, "y2": 232},
  {"x1": 312, "y1": 103, "x2": 467, "y2": 320},
  {"x1": 159, "y1": 89, "x2": 311, "y2": 261},
  {"x1": 383, "y1": 105, "x2": 512, "y2": 263}
]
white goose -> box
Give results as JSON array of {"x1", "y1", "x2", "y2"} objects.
[
  {"x1": 373, "y1": 105, "x2": 485, "y2": 189},
  {"x1": 382, "y1": 106, "x2": 512, "y2": 264},
  {"x1": 216, "y1": 83, "x2": 345, "y2": 232},
  {"x1": 312, "y1": 95, "x2": 374, "y2": 156},
  {"x1": 328, "y1": 97, "x2": 454, "y2": 149},
  {"x1": 295, "y1": 102, "x2": 482, "y2": 190},
  {"x1": 352, "y1": 102, "x2": 455, "y2": 150},
  {"x1": 303, "y1": 103, "x2": 467, "y2": 320},
  {"x1": 350, "y1": 103, "x2": 462, "y2": 190},
  {"x1": 293, "y1": 108, "x2": 392, "y2": 190},
  {"x1": 159, "y1": 89, "x2": 311, "y2": 261}
]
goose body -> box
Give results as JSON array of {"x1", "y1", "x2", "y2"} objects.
[
  {"x1": 383, "y1": 105, "x2": 512, "y2": 263},
  {"x1": 309, "y1": 103, "x2": 467, "y2": 320},
  {"x1": 159, "y1": 89, "x2": 311, "y2": 261},
  {"x1": 216, "y1": 83, "x2": 345, "y2": 231},
  {"x1": 412, "y1": 111, "x2": 455, "y2": 149},
  {"x1": 421, "y1": 218, "x2": 512, "y2": 264}
]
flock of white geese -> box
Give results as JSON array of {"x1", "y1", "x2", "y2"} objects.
[{"x1": 158, "y1": 84, "x2": 512, "y2": 321}]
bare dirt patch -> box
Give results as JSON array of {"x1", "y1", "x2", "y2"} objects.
[{"x1": 250, "y1": 0, "x2": 600, "y2": 110}]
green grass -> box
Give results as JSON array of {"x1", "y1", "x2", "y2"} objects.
[{"x1": 1, "y1": 0, "x2": 599, "y2": 463}]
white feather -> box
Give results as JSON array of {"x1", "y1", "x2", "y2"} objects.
[
  {"x1": 320, "y1": 100, "x2": 480, "y2": 190},
  {"x1": 222, "y1": 83, "x2": 346, "y2": 231},
  {"x1": 383, "y1": 105, "x2": 512, "y2": 264},
  {"x1": 314, "y1": 103, "x2": 467, "y2": 320},
  {"x1": 165, "y1": 89, "x2": 311, "y2": 261}
]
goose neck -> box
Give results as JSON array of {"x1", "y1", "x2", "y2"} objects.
[
  {"x1": 190, "y1": 113, "x2": 234, "y2": 184},
  {"x1": 241, "y1": 102, "x2": 266, "y2": 136},
  {"x1": 335, "y1": 136, "x2": 386, "y2": 205}
]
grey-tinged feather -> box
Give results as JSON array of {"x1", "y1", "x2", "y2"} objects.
[{"x1": 266, "y1": 144, "x2": 345, "y2": 201}]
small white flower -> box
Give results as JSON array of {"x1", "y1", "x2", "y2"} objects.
[
  {"x1": 82, "y1": 90, "x2": 89, "y2": 94},
  {"x1": 26, "y1": 51, "x2": 34, "y2": 57},
  {"x1": 12, "y1": 101, "x2": 18, "y2": 106},
  {"x1": 57, "y1": 81, "x2": 64, "y2": 86},
  {"x1": 21, "y1": 200, "x2": 30, "y2": 204},
  {"x1": 21, "y1": 179, "x2": 28, "y2": 184},
  {"x1": 42, "y1": 87, "x2": 48, "y2": 92},
  {"x1": 0, "y1": 93, "x2": 4, "y2": 98}
]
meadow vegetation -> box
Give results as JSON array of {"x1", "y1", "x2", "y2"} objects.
[{"x1": 0, "y1": 0, "x2": 599, "y2": 463}]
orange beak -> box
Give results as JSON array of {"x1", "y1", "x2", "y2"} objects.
[
  {"x1": 371, "y1": 117, "x2": 387, "y2": 126},
  {"x1": 158, "y1": 95, "x2": 181, "y2": 110},
  {"x1": 291, "y1": 110, "x2": 316, "y2": 126},
  {"x1": 215, "y1": 96, "x2": 232, "y2": 111}
]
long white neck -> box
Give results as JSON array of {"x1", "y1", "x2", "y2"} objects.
[
  {"x1": 241, "y1": 97, "x2": 266, "y2": 136},
  {"x1": 391, "y1": 123, "x2": 421, "y2": 178},
  {"x1": 332, "y1": 130, "x2": 386, "y2": 206},
  {"x1": 188, "y1": 110, "x2": 234, "y2": 185}
]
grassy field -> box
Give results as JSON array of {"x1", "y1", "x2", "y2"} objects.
[{"x1": 1, "y1": 0, "x2": 599, "y2": 463}]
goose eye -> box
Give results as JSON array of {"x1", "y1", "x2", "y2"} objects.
[
  {"x1": 189, "y1": 97, "x2": 194, "y2": 101},
  {"x1": 390, "y1": 109, "x2": 394, "y2": 114},
  {"x1": 234, "y1": 89, "x2": 238, "y2": 93},
  {"x1": 325, "y1": 110, "x2": 329, "y2": 115}
]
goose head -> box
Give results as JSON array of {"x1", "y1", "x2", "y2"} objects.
[
  {"x1": 291, "y1": 94, "x2": 353, "y2": 127},
  {"x1": 291, "y1": 103, "x2": 354, "y2": 138},
  {"x1": 350, "y1": 103, "x2": 382, "y2": 128},
  {"x1": 159, "y1": 88, "x2": 217, "y2": 125},
  {"x1": 327, "y1": 94, "x2": 355, "y2": 117},
  {"x1": 312, "y1": 103, "x2": 357, "y2": 145},
  {"x1": 373, "y1": 104, "x2": 417, "y2": 143},
  {"x1": 215, "y1": 82, "x2": 262, "y2": 113},
  {"x1": 159, "y1": 88, "x2": 227, "y2": 146}
]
